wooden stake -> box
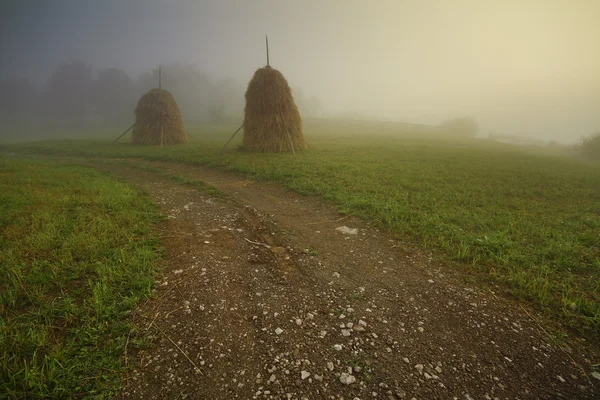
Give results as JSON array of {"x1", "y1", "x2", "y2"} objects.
[
  {"x1": 266, "y1": 36, "x2": 269, "y2": 66},
  {"x1": 112, "y1": 122, "x2": 136, "y2": 144},
  {"x1": 285, "y1": 128, "x2": 296, "y2": 155},
  {"x1": 221, "y1": 124, "x2": 244, "y2": 152}
]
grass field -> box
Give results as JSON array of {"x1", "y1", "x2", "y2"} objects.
[
  {"x1": 2, "y1": 121, "x2": 599, "y2": 333},
  {"x1": 0, "y1": 157, "x2": 161, "y2": 398}
]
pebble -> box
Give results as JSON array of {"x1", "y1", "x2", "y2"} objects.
[
  {"x1": 342, "y1": 329, "x2": 352, "y2": 337},
  {"x1": 556, "y1": 375, "x2": 566, "y2": 383},
  {"x1": 340, "y1": 372, "x2": 357, "y2": 385},
  {"x1": 295, "y1": 319, "x2": 302, "y2": 326},
  {"x1": 333, "y1": 344, "x2": 343, "y2": 351},
  {"x1": 275, "y1": 328, "x2": 284, "y2": 335},
  {"x1": 301, "y1": 371, "x2": 310, "y2": 380},
  {"x1": 327, "y1": 362, "x2": 335, "y2": 371},
  {"x1": 415, "y1": 364, "x2": 424, "y2": 374}
]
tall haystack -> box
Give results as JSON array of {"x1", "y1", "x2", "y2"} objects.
[
  {"x1": 242, "y1": 66, "x2": 307, "y2": 152},
  {"x1": 132, "y1": 88, "x2": 187, "y2": 145}
]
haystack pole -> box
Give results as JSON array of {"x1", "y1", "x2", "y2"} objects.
[{"x1": 112, "y1": 122, "x2": 136, "y2": 144}]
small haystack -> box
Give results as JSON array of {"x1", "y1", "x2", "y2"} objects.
[
  {"x1": 132, "y1": 88, "x2": 187, "y2": 145},
  {"x1": 242, "y1": 66, "x2": 307, "y2": 152}
]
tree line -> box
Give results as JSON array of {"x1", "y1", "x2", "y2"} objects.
[{"x1": 0, "y1": 60, "x2": 323, "y2": 130}]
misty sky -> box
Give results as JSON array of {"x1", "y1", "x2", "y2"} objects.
[{"x1": 1, "y1": 0, "x2": 599, "y2": 141}]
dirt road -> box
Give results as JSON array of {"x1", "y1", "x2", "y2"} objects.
[{"x1": 91, "y1": 160, "x2": 599, "y2": 400}]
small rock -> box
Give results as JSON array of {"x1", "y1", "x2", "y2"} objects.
[
  {"x1": 295, "y1": 319, "x2": 302, "y2": 326},
  {"x1": 275, "y1": 328, "x2": 283, "y2": 335},
  {"x1": 301, "y1": 371, "x2": 310, "y2": 380},
  {"x1": 403, "y1": 358, "x2": 410, "y2": 364},
  {"x1": 306, "y1": 313, "x2": 315, "y2": 320},
  {"x1": 341, "y1": 329, "x2": 351, "y2": 337},
  {"x1": 327, "y1": 361, "x2": 334, "y2": 371},
  {"x1": 359, "y1": 320, "x2": 367, "y2": 327},
  {"x1": 415, "y1": 364, "x2": 424, "y2": 374},
  {"x1": 556, "y1": 375, "x2": 566, "y2": 383},
  {"x1": 314, "y1": 374, "x2": 323, "y2": 382},
  {"x1": 336, "y1": 226, "x2": 358, "y2": 235},
  {"x1": 340, "y1": 372, "x2": 357, "y2": 385},
  {"x1": 333, "y1": 272, "x2": 341, "y2": 278},
  {"x1": 333, "y1": 344, "x2": 343, "y2": 351}
]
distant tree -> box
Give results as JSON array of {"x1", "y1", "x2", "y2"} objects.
[
  {"x1": 581, "y1": 133, "x2": 600, "y2": 158},
  {"x1": 305, "y1": 96, "x2": 323, "y2": 118},
  {"x1": 0, "y1": 78, "x2": 38, "y2": 121},
  {"x1": 292, "y1": 87, "x2": 323, "y2": 118},
  {"x1": 91, "y1": 68, "x2": 137, "y2": 122},
  {"x1": 208, "y1": 77, "x2": 244, "y2": 122},
  {"x1": 42, "y1": 60, "x2": 93, "y2": 128},
  {"x1": 438, "y1": 117, "x2": 479, "y2": 138}
]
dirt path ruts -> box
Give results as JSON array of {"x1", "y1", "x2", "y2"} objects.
[{"x1": 91, "y1": 160, "x2": 599, "y2": 400}]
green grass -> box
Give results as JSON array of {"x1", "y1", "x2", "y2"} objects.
[
  {"x1": 0, "y1": 157, "x2": 161, "y2": 398},
  {"x1": 2, "y1": 121, "x2": 600, "y2": 332}
]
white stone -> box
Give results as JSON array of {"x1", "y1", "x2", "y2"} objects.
[
  {"x1": 340, "y1": 372, "x2": 357, "y2": 385},
  {"x1": 341, "y1": 329, "x2": 351, "y2": 337},
  {"x1": 275, "y1": 328, "x2": 283, "y2": 335},
  {"x1": 301, "y1": 371, "x2": 310, "y2": 380},
  {"x1": 333, "y1": 344, "x2": 343, "y2": 351},
  {"x1": 336, "y1": 226, "x2": 358, "y2": 235}
]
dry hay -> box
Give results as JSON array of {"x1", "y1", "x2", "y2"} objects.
[
  {"x1": 132, "y1": 88, "x2": 188, "y2": 145},
  {"x1": 242, "y1": 66, "x2": 307, "y2": 152}
]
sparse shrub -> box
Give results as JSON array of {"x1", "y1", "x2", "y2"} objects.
[
  {"x1": 438, "y1": 117, "x2": 479, "y2": 138},
  {"x1": 581, "y1": 132, "x2": 600, "y2": 158}
]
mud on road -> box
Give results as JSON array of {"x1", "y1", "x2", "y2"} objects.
[{"x1": 90, "y1": 160, "x2": 599, "y2": 400}]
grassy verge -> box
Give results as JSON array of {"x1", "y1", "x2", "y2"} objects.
[
  {"x1": 2, "y1": 127, "x2": 599, "y2": 331},
  {"x1": 0, "y1": 157, "x2": 161, "y2": 398}
]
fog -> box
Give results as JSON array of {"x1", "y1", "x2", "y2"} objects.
[{"x1": 1, "y1": 0, "x2": 599, "y2": 142}]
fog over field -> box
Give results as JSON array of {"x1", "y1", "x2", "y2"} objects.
[{"x1": 1, "y1": 0, "x2": 599, "y2": 142}]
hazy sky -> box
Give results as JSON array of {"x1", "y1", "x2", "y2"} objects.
[{"x1": 1, "y1": 0, "x2": 599, "y2": 141}]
